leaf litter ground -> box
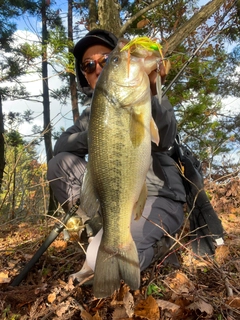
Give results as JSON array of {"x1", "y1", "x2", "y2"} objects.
[{"x1": 0, "y1": 177, "x2": 240, "y2": 319}]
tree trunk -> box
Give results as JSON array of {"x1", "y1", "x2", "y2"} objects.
[
  {"x1": 42, "y1": 1, "x2": 57, "y2": 214},
  {"x1": 68, "y1": 0, "x2": 79, "y2": 123},
  {"x1": 163, "y1": 0, "x2": 226, "y2": 54},
  {"x1": 42, "y1": 2, "x2": 53, "y2": 163},
  {"x1": 98, "y1": 0, "x2": 121, "y2": 34},
  {"x1": 88, "y1": 0, "x2": 98, "y2": 30},
  {"x1": 0, "y1": 95, "x2": 5, "y2": 192},
  {"x1": 11, "y1": 146, "x2": 17, "y2": 219}
]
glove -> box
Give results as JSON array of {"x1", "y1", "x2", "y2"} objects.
[{"x1": 86, "y1": 228, "x2": 103, "y2": 271}]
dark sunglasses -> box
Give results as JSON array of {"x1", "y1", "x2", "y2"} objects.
[{"x1": 80, "y1": 54, "x2": 109, "y2": 74}]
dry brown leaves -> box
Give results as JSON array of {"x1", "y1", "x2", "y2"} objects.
[{"x1": 0, "y1": 176, "x2": 240, "y2": 319}]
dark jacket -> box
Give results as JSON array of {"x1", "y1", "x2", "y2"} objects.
[
  {"x1": 54, "y1": 98, "x2": 91, "y2": 157},
  {"x1": 54, "y1": 95, "x2": 186, "y2": 203},
  {"x1": 146, "y1": 96, "x2": 186, "y2": 202}
]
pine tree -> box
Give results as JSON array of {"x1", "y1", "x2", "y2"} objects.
[{"x1": 0, "y1": 0, "x2": 38, "y2": 191}]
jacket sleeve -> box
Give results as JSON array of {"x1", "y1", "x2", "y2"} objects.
[
  {"x1": 53, "y1": 106, "x2": 90, "y2": 157},
  {"x1": 151, "y1": 95, "x2": 177, "y2": 152}
]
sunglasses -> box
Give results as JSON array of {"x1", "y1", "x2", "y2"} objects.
[{"x1": 80, "y1": 54, "x2": 109, "y2": 74}]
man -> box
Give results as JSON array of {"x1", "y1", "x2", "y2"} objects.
[{"x1": 47, "y1": 29, "x2": 186, "y2": 280}]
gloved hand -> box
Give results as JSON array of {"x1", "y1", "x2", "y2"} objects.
[
  {"x1": 68, "y1": 228, "x2": 103, "y2": 283},
  {"x1": 86, "y1": 228, "x2": 103, "y2": 271}
]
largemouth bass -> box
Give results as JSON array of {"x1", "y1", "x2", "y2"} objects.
[{"x1": 81, "y1": 38, "x2": 160, "y2": 298}]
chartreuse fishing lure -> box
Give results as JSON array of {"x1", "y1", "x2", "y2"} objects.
[
  {"x1": 121, "y1": 36, "x2": 164, "y2": 59},
  {"x1": 121, "y1": 36, "x2": 165, "y2": 102}
]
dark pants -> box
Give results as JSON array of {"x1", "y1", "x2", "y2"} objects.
[
  {"x1": 47, "y1": 152, "x2": 87, "y2": 212},
  {"x1": 131, "y1": 196, "x2": 184, "y2": 270},
  {"x1": 47, "y1": 152, "x2": 184, "y2": 270}
]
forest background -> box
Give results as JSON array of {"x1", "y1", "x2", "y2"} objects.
[
  {"x1": 0, "y1": 0, "x2": 240, "y2": 318},
  {"x1": 0, "y1": 0, "x2": 239, "y2": 217}
]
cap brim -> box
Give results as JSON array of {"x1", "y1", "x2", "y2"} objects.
[{"x1": 74, "y1": 35, "x2": 116, "y2": 61}]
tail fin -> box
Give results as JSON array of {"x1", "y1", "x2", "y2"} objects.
[{"x1": 93, "y1": 240, "x2": 140, "y2": 298}]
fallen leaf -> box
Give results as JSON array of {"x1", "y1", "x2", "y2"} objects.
[
  {"x1": 65, "y1": 277, "x2": 75, "y2": 291},
  {"x1": 93, "y1": 311, "x2": 103, "y2": 320},
  {"x1": 111, "y1": 283, "x2": 130, "y2": 304},
  {"x1": 81, "y1": 310, "x2": 93, "y2": 320},
  {"x1": 55, "y1": 301, "x2": 70, "y2": 317},
  {"x1": 226, "y1": 297, "x2": 240, "y2": 309},
  {"x1": 47, "y1": 292, "x2": 56, "y2": 303},
  {"x1": 123, "y1": 291, "x2": 134, "y2": 317},
  {"x1": 186, "y1": 298, "x2": 213, "y2": 315},
  {"x1": 112, "y1": 306, "x2": 128, "y2": 319},
  {"x1": 0, "y1": 271, "x2": 9, "y2": 278},
  {"x1": 215, "y1": 245, "x2": 230, "y2": 265},
  {"x1": 134, "y1": 295, "x2": 160, "y2": 320},
  {"x1": 80, "y1": 310, "x2": 103, "y2": 320},
  {"x1": 50, "y1": 239, "x2": 67, "y2": 251},
  {"x1": 0, "y1": 277, "x2": 11, "y2": 283},
  {"x1": 228, "y1": 213, "x2": 236, "y2": 222},
  {"x1": 165, "y1": 271, "x2": 195, "y2": 295},
  {"x1": 156, "y1": 299, "x2": 180, "y2": 312},
  {"x1": 0, "y1": 271, "x2": 10, "y2": 283}
]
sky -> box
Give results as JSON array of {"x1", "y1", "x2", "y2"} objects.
[
  {"x1": 2, "y1": 29, "x2": 76, "y2": 162},
  {"x1": 2, "y1": 1, "x2": 89, "y2": 162},
  {"x1": 2, "y1": 1, "x2": 240, "y2": 163}
]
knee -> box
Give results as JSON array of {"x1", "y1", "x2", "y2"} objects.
[
  {"x1": 47, "y1": 154, "x2": 62, "y2": 181},
  {"x1": 47, "y1": 152, "x2": 86, "y2": 181}
]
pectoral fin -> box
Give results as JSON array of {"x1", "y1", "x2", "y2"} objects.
[
  {"x1": 133, "y1": 182, "x2": 148, "y2": 220},
  {"x1": 150, "y1": 117, "x2": 160, "y2": 146}
]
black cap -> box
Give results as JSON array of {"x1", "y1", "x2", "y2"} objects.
[{"x1": 74, "y1": 29, "x2": 118, "y2": 95}]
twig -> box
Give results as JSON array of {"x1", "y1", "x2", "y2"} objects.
[{"x1": 40, "y1": 274, "x2": 94, "y2": 320}]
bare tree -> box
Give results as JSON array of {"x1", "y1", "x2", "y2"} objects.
[
  {"x1": 68, "y1": 0, "x2": 79, "y2": 122},
  {"x1": 0, "y1": 95, "x2": 5, "y2": 191},
  {"x1": 41, "y1": 1, "x2": 56, "y2": 214}
]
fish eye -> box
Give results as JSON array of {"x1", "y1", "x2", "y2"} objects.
[{"x1": 111, "y1": 56, "x2": 119, "y2": 64}]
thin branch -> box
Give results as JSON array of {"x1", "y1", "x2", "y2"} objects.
[{"x1": 120, "y1": 0, "x2": 166, "y2": 35}]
